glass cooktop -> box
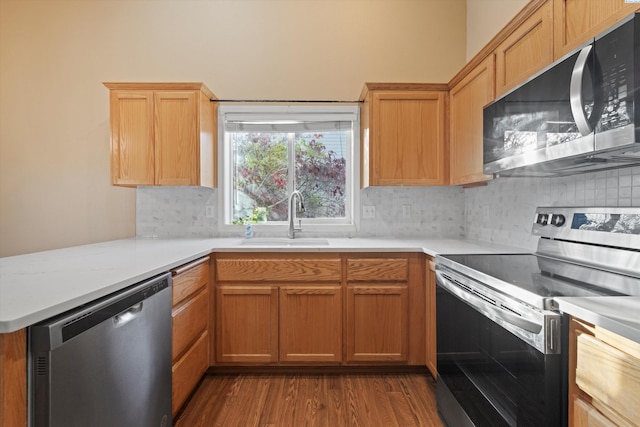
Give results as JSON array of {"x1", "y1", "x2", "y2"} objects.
[{"x1": 437, "y1": 253, "x2": 640, "y2": 310}]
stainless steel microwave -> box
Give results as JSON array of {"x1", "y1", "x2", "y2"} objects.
[{"x1": 483, "y1": 13, "x2": 640, "y2": 177}]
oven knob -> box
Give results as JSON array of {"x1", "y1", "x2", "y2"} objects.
[
  {"x1": 537, "y1": 214, "x2": 549, "y2": 225},
  {"x1": 551, "y1": 214, "x2": 566, "y2": 227}
]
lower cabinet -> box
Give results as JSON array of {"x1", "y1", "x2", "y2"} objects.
[
  {"x1": 214, "y1": 252, "x2": 425, "y2": 367},
  {"x1": 216, "y1": 285, "x2": 279, "y2": 364},
  {"x1": 171, "y1": 256, "x2": 210, "y2": 416},
  {"x1": 569, "y1": 317, "x2": 640, "y2": 426},
  {"x1": 346, "y1": 284, "x2": 408, "y2": 362},
  {"x1": 345, "y1": 257, "x2": 413, "y2": 363},
  {"x1": 215, "y1": 254, "x2": 343, "y2": 365},
  {"x1": 279, "y1": 286, "x2": 342, "y2": 363},
  {"x1": 215, "y1": 284, "x2": 343, "y2": 364},
  {"x1": 172, "y1": 332, "x2": 208, "y2": 416}
]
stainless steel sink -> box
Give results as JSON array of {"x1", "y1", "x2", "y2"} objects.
[{"x1": 237, "y1": 238, "x2": 330, "y2": 247}]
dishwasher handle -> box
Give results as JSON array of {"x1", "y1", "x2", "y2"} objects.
[
  {"x1": 113, "y1": 302, "x2": 143, "y2": 327},
  {"x1": 30, "y1": 273, "x2": 171, "y2": 351}
]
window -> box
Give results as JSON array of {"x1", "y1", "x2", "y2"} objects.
[{"x1": 219, "y1": 105, "x2": 359, "y2": 233}]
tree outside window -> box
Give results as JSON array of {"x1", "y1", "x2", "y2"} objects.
[
  {"x1": 220, "y1": 105, "x2": 357, "y2": 230},
  {"x1": 231, "y1": 131, "x2": 347, "y2": 223}
]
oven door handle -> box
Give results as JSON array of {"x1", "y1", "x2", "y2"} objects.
[{"x1": 436, "y1": 271, "x2": 542, "y2": 334}]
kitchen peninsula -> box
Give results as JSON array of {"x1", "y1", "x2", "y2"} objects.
[{"x1": 1, "y1": 236, "x2": 524, "y2": 426}]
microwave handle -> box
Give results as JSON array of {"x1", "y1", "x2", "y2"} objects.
[{"x1": 570, "y1": 45, "x2": 594, "y2": 136}]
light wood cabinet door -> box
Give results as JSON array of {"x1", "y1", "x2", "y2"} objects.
[
  {"x1": 495, "y1": 0, "x2": 554, "y2": 96},
  {"x1": 215, "y1": 285, "x2": 278, "y2": 364},
  {"x1": 346, "y1": 284, "x2": 408, "y2": 362},
  {"x1": 425, "y1": 258, "x2": 437, "y2": 379},
  {"x1": 360, "y1": 84, "x2": 448, "y2": 187},
  {"x1": 554, "y1": 0, "x2": 640, "y2": 59},
  {"x1": 154, "y1": 91, "x2": 199, "y2": 186},
  {"x1": 108, "y1": 90, "x2": 155, "y2": 186},
  {"x1": 104, "y1": 83, "x2": 216, "y2": 188},
  {"x1": 279, "y1": 286, "x2": 342, "y2": 363},
  {"x1": 449, "y1": 55, "x2": 495, "y2": 186}
]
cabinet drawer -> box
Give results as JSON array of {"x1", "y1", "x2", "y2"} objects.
[
  {"x1": 576, "y1": 333, "x2": 640, "y2": 426},
  {"x1": 172, "y1": 257, "x2": 209, "y2": 307},
  {"x1": 573, "y1": 397, "x2": 617, "y2": 427},
  {"x1": 172, "y1": 331, "x2": 208, "y2": 416},
  {"x1": 172, "y1": 288, "x2": 208, "y2": 360},
  {"x1": 216, "y1": 258, "x2": 341, "y2": 282},
  {"x1": 347, "y1": 258, "x2": 408, "y2": 281}
]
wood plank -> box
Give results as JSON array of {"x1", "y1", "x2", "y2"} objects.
[
  {"x1": 175, "y1": 373, "x2": 443, "y2": 427},
  {"x1": 216, "y1": 258, "x2": 342, "y2": 282},
  {"x1": 347, "y1": 258, "x2": 408, "y2": 281},
  {"x1": 0, "y1": 329, "x2": 27, "y2": 427}
]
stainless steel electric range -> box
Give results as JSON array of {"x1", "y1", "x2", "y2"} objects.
[{"x1": 435, "y1": 207, "x2": 640, "y2": 427}]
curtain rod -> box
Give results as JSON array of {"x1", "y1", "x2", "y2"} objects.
[{"x1": 210, "y1": 99, "x2": 362, "y2": 103}]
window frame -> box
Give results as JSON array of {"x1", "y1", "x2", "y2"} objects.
[{"x1": 217, "y1": 104, "x2": 360, "y2": 236}]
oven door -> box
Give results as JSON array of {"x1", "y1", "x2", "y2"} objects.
[{"x1": 435, "y1": 270, "x2": 564, "y2": 427}]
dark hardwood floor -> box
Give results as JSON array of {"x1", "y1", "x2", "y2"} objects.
[{"x1": 175, "y1": 372, "x2": 444, "y2": 427}]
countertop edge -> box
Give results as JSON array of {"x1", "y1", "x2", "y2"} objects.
[
  {"x1": 0, "y1": 237, "x2": 528, "y2": 333},
  {"x1": 556, "y1": 297, "x2": 640, "y2": 344}
]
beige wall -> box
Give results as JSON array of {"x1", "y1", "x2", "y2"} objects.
[
  {"x1": 466, "y1": 0, "x2": 528, "y2": 60},
  {"x1": 0, "y1": 0, "x2": 467, "y2": 257}
]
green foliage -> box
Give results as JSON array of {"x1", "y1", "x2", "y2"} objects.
[
  {"x1": 232, "y1": 132, "x2": 346, "y2": 222},
  {"x1": 232, "y1": 207, "x2": 268, "y2": 225}
]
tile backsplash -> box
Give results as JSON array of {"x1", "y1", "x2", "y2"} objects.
[
  {"x1": 358, "y1": 187, "x2": 464, "y2": 238},
  {"x1": 136, "y1": 186, "x2": 466, "y2": 239},
  {"x1": 464, "y1": 166, "x2": 640, "y2": 250},
  {"x1": 136, "y1": 166, "x2": 640, "y2": 249},
  {"x1": 136, "y1": 186, "x2": 217, "y2": 239}
]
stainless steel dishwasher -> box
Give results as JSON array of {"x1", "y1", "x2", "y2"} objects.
[{"x1": 29, "y1": 272, "x2": 172, "y2": 427}]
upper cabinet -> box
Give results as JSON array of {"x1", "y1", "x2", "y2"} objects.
[
  {"x1": 104, "y1": 82, "x2": 217, "y2": 187},
  {"x1": 553, "y1": 0, "x2": 640, "y2": 59},
  {"x1": 447, "y1": 0, "x2": 640, "y2": 187},
  {"x1": 449, "y1": 55, "x2": 495, "y2": 186},
  {"x1": 495, "y1": 0, "x2": 554, "y2": 97},
  {"x1": 360, "y1": 83, "x2": 448, "y2": 187}
]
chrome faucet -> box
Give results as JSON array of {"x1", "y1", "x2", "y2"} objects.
[{"x1": 288, "y1": 190, "x2": 305, "y2": 239}]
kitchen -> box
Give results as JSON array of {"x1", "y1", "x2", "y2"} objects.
[{"x1": 2, "y1": 0, "x2": 640, "y2": 426}]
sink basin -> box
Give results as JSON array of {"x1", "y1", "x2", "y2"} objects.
[{"x1": 238, "y1": 238, "x2": 330, "y2": 247}]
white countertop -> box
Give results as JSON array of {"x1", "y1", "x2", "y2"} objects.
[
  {"x1": 556, "y1": 297, "x2": 640, "y2": 344},
  {"x1": 0, "y1": 237, "x2": 525, "y2": 333}
]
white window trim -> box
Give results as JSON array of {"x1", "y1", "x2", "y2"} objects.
[{"x1": 217, "y1": 104, "x2": 360, "y2": 237}]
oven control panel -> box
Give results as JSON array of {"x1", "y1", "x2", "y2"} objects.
[
  {"x1": 532, "y1": 207, "x2": 640, "y2": 247},
  {"x1": 535, "y1": 213, "x2": 565, "y2": 227}
]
